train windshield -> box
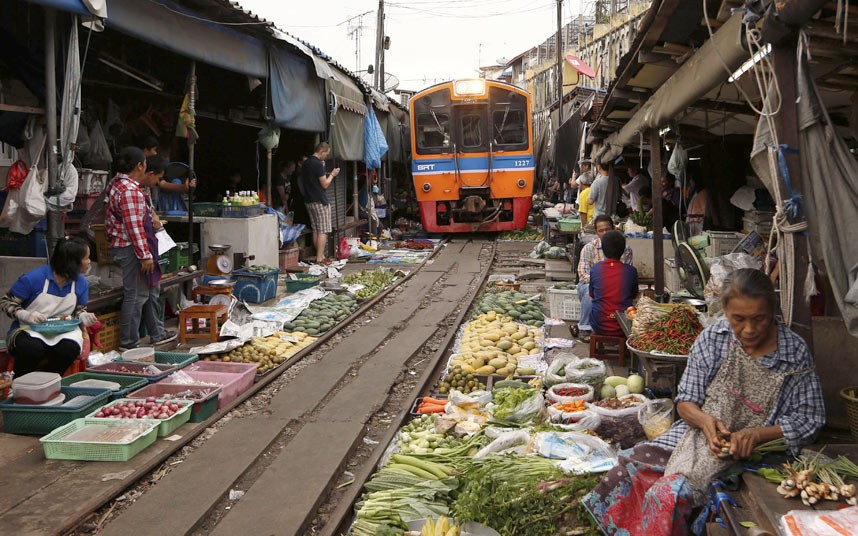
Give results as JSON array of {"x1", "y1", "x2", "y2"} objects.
[
  {"x1": 489, "y1": 87, "x2": 528, "y2": 150},
  {"x1": 414, "y1": 89, "x2": 452, "y2": 154},
  {"x1": 458, "y1": 106, "x2": 487, "y2": 153}
]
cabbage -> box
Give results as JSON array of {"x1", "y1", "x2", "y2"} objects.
[{"x1": 627, "y1": 374, "x2": 645, "y2": 394}]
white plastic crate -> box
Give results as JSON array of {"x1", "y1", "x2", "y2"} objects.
[
  {"x1": 705, "y1": 231, "x2": 743, "y2": 258},
  {"x1": 664, "y1": 258, "x2": 682, "y2": 293},
  {"x1": 548, "y1": 287, "x2": 580, "y2": 321}
]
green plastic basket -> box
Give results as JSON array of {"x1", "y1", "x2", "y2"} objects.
[
  {"x1": 557, "y1": 218, "x2": 582, "y2": 232},
  {"x1": 61, "y1": 373, "x2": 148, "y2": 401},
  {"x1": 86, "y1": 398, "x2": 193, "y2": 437},
  {"x1": 285, "y1": 274, "x2": 321, "y2": 293},
  {"x1": 40, "y1": 418, "x2": 159, "y2": 461},
  {"x1": 125, "y1": 383, "x2": 221, "y2": 423},
  {"x1": 116, "y1": 351, "x2": 199, "y2": 370},
  {"x1": 0, "y1": 387, "x2": 111, "y2": 435}
]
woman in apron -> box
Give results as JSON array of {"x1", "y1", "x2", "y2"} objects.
[
  {"x1": 0, "y1": 238, "x2": 98, "y2": 376},
  {"x1": 584, "y1": 268, "x2": 826, "y2": 535}
]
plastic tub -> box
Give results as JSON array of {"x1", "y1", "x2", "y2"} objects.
[
  {"x1": 86, "y1": 362, "x2": 178, "y2": 383},
  {"x1": 122, "y1": 347, "x2": 155, "y2": 362},
  {"x1": 127, "y1": 383, "x2": 221, "y2": 423},
  {"x1": 12, "y1": 372, "x2": 62, "y2": 404},
  {"x1": 0, "y1": 386, "x2": 111, "y2": 435},
  {"x1": 61, "y1": 373, "x2": 148, "y2": 401},
  {"x1": 116, "y1": 351, "x2": 199, "y2": 370},
  {"x1": 162, "y1": 362, "x2": 255, "y2": 408}
]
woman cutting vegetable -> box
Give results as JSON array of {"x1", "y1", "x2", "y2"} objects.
[
  {"x1": 0, "y1": 237, "x2": 98, "y2": 377},
  {"x1": 584, "y1": 268, "x2": 825, "y2": 535}
]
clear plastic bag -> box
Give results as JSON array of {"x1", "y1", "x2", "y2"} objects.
[
  {"x1": 704, "y1": 253, "x2": 762, "y2": 314},
  {"x1": 638, "y1": 398, "x2": 675, "y2": 440},
  {"x1": 544, "y1": 353, "x2": 577, "y2": 386},
  {"x1": 565, "y1": 358, "x2": 606, "y2": 386},
  {"x1": 588, "y1": 394, "x2": 648, "y2": 449},
  {"x1": 490, "y1": 389, "x2": 544, "y2": 425},
  {"x1": 546, "y1": 407, "x2": 601, "y2": 430},
  {"x1": 474, "y1": 429, "x2": 531, "y2": 458}
]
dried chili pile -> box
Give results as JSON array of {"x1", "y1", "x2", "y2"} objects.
[{"x1": 629, "y1": 305, "x2": 702, "y2": 355}]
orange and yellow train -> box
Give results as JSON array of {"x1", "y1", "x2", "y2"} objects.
[{"x1": 409, "y1": 79, "x2": 534, "y2": 233}]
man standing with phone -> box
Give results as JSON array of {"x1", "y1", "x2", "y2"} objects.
[{"x1": 301, "y1": 142, "x2": 340, "y2": 264}]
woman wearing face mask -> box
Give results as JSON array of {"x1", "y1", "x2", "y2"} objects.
[
  {"x1": 584, "y1": 268, "x2": 825, "y2": 535},
  {"x1": 0, "y1": 237, "x2": 97, "y2": 376}
]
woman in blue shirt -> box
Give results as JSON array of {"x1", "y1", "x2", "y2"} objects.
[{"x1": 0, "y1": 237, "x2": 97, "y2": 376}]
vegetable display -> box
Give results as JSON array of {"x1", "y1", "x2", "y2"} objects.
[
  {"x1": 629, "y1": 305, "x2": 702, "y2": 355},
  {"x1": 342, "y1": 269, "x2": 398, "y2": 300},
  {"x1": 764, "y1": 448, "x2": 858, "y2": 506},
  {"x1": 93, "y1": 398, "x2": 185, "y2": 420},
  {"x1": 283, "y1": 293, "x2": 358, "y2": 335},
  {"x1": 205, "y1": 332, "x2": 316, "y2": 374},
  {"x1": 437, "y1": 366, "x2": 487, "y2": 395},
  {"x1": 394, "y1": 240, "x2": 434, "y2": 250},
  {"x1": 498, "y1": 228, "x2": 543, "y2": 241}
]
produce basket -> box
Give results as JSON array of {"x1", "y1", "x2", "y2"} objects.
[
  {"x1": 162, "y1": 242, "x2": 198, "y2": 273},
  {"x1": 86, "y1": 362, "x2": 178, "y2": 383},
  {"x1": 116, "y1": 351, "x2": 199, "y2": 370},
  {"x1": 234, "y1": 267, "x2": 280, "y2": 303},
  {"x1": 162, "y1": 362, "x2": 256, "y2": 409},
  {"x1": 29, "y1": 318, "x2": 81, "y2": 335},
  {"x1": 0, "y1": 386, "x2": 111, "y2": 435},
  {"x1": 222, "y1": 205, "x2": 264, "y2": 218},
  {"x1": 193, "y1": 202, "x2": 223, "y2": 217},
  {"x1": 285, "y1": 273, "x2": 321, "y2": 293},
  {"x1": 625, "y1": 339, "x2": 689, "y2": 363},
  {"x1": 409, "y1": 395, "x2": 448, "y2": 416},
  {"x1": 548, "y1": 287, "x2": 580, "y2": 321},
  {"x1": 61, "y1": 373, "x2": 148, "y2": 401},
  {"x1": 127, "y1": 383, "x2": 221, "y2": 423},
  {"x1": 86, "y1": 398, "x2": 193, "y2": 437},
  {"x1": 40, "y1": 418, "x2": 159, "y2": 462},
  {"x1": 557, "y1": 218, "x2": 582, "y2": 233},
  {"x1": 95, "y1": 311, "x2": 121, "y2": 352},
  {"x1": 840, "y1": 387, "x2": 858, "y2": 442},
  {"x1": 91, "y1": 224, "x2": 112, "y2": 266}
]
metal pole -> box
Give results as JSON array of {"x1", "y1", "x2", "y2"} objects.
[
  {"x1": 556, "y1": 0, "x2": 564, "y2": 125},
  {"x1": 374, "y1": 1, "x2": 384, "y2": 90},
  {"x1": 44, "y1": 7, "x2": 62, "y2": 252},
  {"x1": 266, "y1": 149, "x2": 272, "y2": 210},
  {"x1": 352, "y1": 162, "x2": 359, "y2": 221},
  {"x1": 649, "y1": 130, "x2": 664, "y2": 297},
  {"x1": 187, "y1": 61, "x2": 196, "y2": 266}
]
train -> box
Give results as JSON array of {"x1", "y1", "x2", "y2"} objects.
[{"x1": 409, "y1": 79, "x2": 534, "y2": 233}]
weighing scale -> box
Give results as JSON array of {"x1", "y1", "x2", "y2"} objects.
[{"x1": 205, "y1": 244, "x2": 234, "y2": 278}]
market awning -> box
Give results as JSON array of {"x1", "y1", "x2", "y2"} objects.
[
  {"x1": 269, "y1": 46, "x2": 326, "y2": 133},
  {"x1": 104, "y1": 0, "x2": 267, "y2": 78},
  {"x1": 270, "y1": 28, "x2": 334, "y2": 81},
  {"x1": 24, "y1": 0, "x2": 102, "y2": 17},
  {"x1": 327, "y1": 66, "x2": 367, "y2": 161},
  {"x1": 597, "y1": 14, "x2": 748, "y2": 161}
]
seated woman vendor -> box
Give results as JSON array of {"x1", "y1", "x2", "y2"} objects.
[
  {"x1": 0, "y1": 238, "x2": 98, "y2": 376},
  {"x1": 584, "y1": 268, "x2": 825, "y2": 535},
  {"x1": 589, "y1": 230, "x2": 638, "y2": 337}
]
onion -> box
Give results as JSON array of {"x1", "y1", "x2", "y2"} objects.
[
  {"x1": 157, "y1": 412, "x2": 169, "y2": 419},
  {"x1": 146, "y1": 396, "x2": 156, "y2": 403}
]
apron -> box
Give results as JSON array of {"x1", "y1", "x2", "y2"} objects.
[
  {"x1": 20, "y1": 278, "x2": 83, "y2": 347},
  {"x1": 664, "y1": 341, "x2": 790, "y2": 503},
  {"x1": 142, "y1": 196, "x2": 162, "y2": 288}
]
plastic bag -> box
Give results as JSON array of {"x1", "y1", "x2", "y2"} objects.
[
  {"x1": 546, "y1": 383, "x2": 594, "y2": 404},
  {"x1": 638, "y1": 398, "x2": 675, "y2": 440},
  {"x1": 5, "y1": 160, "x2": 28, "y2": 191},
  {"x1": 545, "y1": 246, "x2": 566, "y2": 259},
  {"x1": 588, "y1": 394, "x2": 648, "y2": 449},
  {"x1": 529, "y1": 240, "x2": 550, "y2": 259},
  {"x1": 449, "y1": 389, "x2": 492, "y2": 409},
  {"x1": 544, "y1": 353, "x2": 577, "y2": 386},
  {"x1": 546, "y1": 406, "x2": 601, "y2": 428},
  {"x1": 667, "y1": 142, "x2": 687, "y2": 178},
  {"x1": 474, "y1": 429, "x2": 530, "y2": 458},
  {"x1": 88, "y1": 120, "x2": 113, "y2": 168},
  {"x1": 337, "y1": 237, "x2": 351, "y2": 260},
  {"x1": 490, "y1": 389, "x2": 544, "y2": 424},
  {"x1": 704, "y1": 253, "x2": 762, "y2": 314},
  {"x1": 535, "y1": 431, "x2": 618, "y2": 473},
  {"x1": 565, "y1": 358, "x2": 606, "y2": 386}
]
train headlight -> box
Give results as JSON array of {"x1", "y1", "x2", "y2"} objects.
[
  {"x1": 517, "y1": 179, "x2": 527, "y2": 188},
  {"x1": 453, "y1": 79, "x2": 486, "y2": 97},
  {"x1": 422, "y1": 183, "x2": 432, "y2": 192}
]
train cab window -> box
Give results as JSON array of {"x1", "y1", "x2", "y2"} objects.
[
  {"x1": 489, "y1": 87, "x2": 528, "y2": 151},
  {"x1": 460, "y1": 113, "x2": 483, "y2": 149},
  {"x1": 416, "y1": 113, "x2": 451, "y2": 151}
]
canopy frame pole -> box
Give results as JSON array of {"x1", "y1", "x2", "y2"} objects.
[
  {"x1": 649, "y1": 130, "x2": 665, "y2": 298},
  {"x1": 187, "y1": 60, "x2": 197, "y2": 266},
  {"x1": 45, "y1": 7, "x2": 62, "y2": 253}
]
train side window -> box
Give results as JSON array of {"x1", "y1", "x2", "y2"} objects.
[{"x1": 416, "y1": 112, "x2": 450, "y2": 152}]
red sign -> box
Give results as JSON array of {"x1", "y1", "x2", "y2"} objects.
[{"x1": 565, "y1": 54, "x2": 596, "y2": 79}]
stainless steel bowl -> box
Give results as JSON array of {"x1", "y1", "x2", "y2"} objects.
[{"x1": 208, "y1": 279, "x2": 235, "y2": 288}]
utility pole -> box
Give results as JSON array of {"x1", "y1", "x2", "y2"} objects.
[
  {"x1": 556, "y1": 0, "x2": 563, "y2": 124},
  {"x1": 374, "y1": 0, "x2": 384, "y2": 90}
]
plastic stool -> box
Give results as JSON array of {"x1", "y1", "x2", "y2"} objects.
[
  {"x1": 179, "y1": 304, "x2": 229, "y2": 344},
  {"x1": 589, "y1": 334, "x2": 626, "y2": 367}
]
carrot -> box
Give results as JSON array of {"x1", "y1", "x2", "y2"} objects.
[
  {"x1": 417, "y1": 406, "x2": 445, "y2": 414},
  {"x1": 422, "y1": 397, "x2": 447, "y2": 405}
]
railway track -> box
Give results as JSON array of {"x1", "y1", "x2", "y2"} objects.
[{"x1": 77, "y1": 236, "x2": 502, "y2": 536}]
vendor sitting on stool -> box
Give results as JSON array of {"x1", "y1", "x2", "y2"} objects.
[
  {"x1": 583, "y1": 268, "x2": 825, "y2": 535},
  {"x1": 577, "y1": 215, "x2": 633, "y2": 342},
  {"x1": 589, "y1": 230, "x2": 638, "y2": 337},
  {"x1": 0, "y1": 238, "x2": 98, "y2": 376}
]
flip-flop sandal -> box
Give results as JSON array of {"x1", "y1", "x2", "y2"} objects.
[{"x1": 580, "y1": 334, "x2": 591, "y2": 343}]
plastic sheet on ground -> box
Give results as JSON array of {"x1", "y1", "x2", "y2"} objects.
[
  {"x1": 534, "y1": 431, "x2": 617, "y2": 474},
  {"x1": 543, "y1": 337, "x2": 575, "y2": 348},
  {"x1": 189, "y1": 337, "x2": 246, "y2": 356}
]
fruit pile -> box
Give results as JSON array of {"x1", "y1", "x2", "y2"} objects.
[
  {"x1": 475, "y1": 290, "x2": 544, "y2": 327},
  {"x1": 448, "y1": 311, "x2": 541, "y2": 377},
  {"x1": 342, "y1": 269, "x2": 397, "y2": 300},
  {"x1": 205, "y1": 331, "x2": 316, "y2": 374},
  {"x1": 284, "y1": 293, "x2": 358, "y2": 335},
  {"x1": 438, "y1": 366, "x2": 487, "y2": 395}
]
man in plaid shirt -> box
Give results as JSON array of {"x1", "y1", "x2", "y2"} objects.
[
  {"x1": 106, "y1": 147, "x2": 154, "y2": 350},
  {"x1": 576, "y1": 215, "x2": 633, "y2": 339}
]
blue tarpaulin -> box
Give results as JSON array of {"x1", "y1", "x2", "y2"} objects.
[
  {"x1": 269, "y1": 47, "x2": 326, "y2": 133},
  {"x1": 363, "y1": 106, "x2": 388, "y2": 170}
]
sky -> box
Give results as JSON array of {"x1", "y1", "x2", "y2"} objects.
[{"x1": 237, "y1": 0, "x2": 589, "y2": 93}]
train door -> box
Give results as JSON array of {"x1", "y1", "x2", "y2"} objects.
[{"x1": 454, "y1": 105, "x2": 488, "y2": 187}]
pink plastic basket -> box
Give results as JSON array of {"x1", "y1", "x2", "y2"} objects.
[{"x1": 160, "y1": 362, "x2": 256, "y2": 408}]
